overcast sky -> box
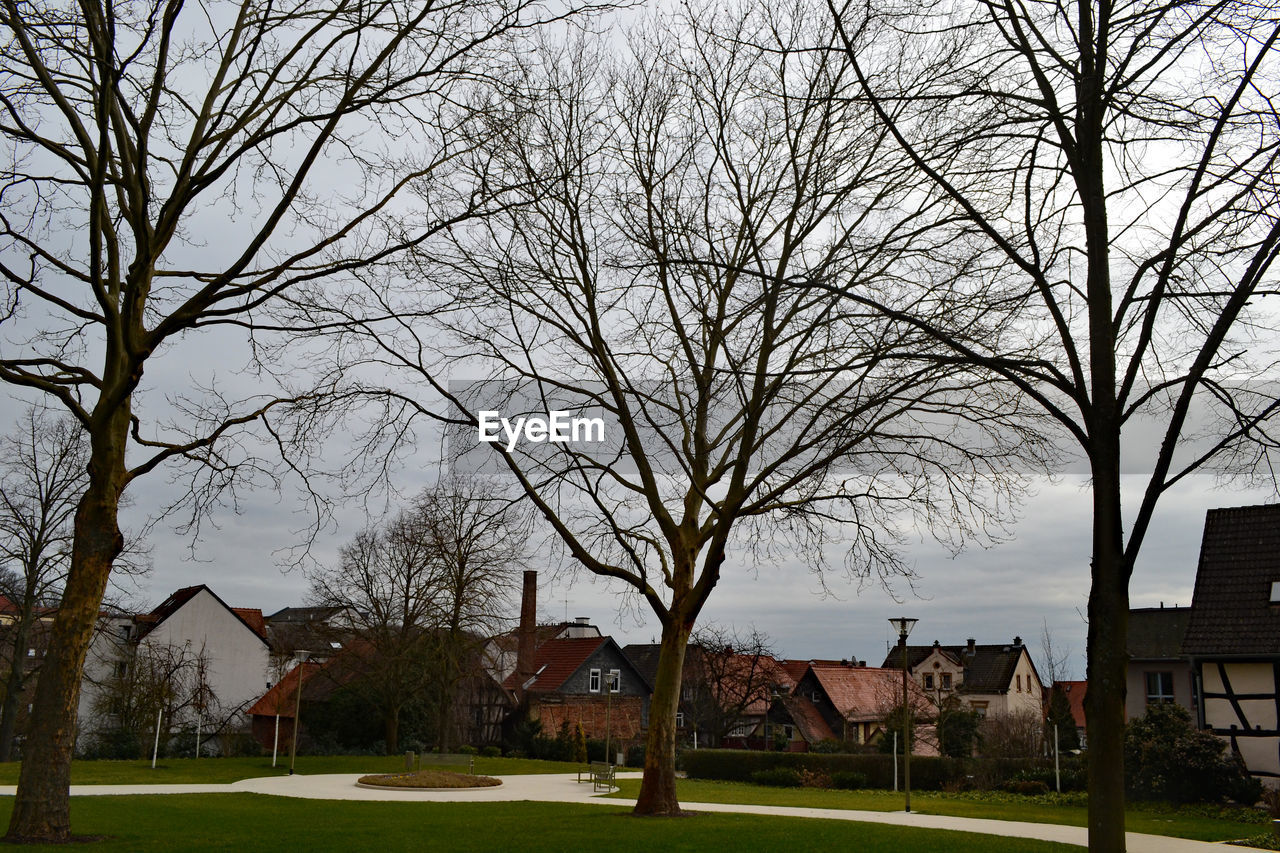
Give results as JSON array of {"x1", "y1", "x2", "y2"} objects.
[{"x1": 98, "y1": 439, "x2": 1269, "y2": 683}]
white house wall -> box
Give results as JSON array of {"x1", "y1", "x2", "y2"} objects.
[
  {"x1": 1200, "y1": 660, "x2": 1280, "y2": 781},
  {"x1": 140, "y1": 590, "x2": 270, "y2": 725}
]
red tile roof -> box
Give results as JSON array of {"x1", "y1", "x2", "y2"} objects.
[
  {"x1": 247, "y1": 660, "x2": 322, "y2": 718},
  {"x1": 502, "y1": 636, "x2": 607, "y2": 692},
  {"x1": 232, "y1": 608, "x2": 268, "y2": 639},
  {"x1": 779, "y1": 660, "x2": 812, "y2": 684},
  {"x1": 809, "y1": 665, "x2": 930, "y2": 723},
  {"x1": 1057, "y1": 680, "x2": 1087, "y2": 728}
]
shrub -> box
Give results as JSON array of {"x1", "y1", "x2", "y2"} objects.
[
  {"x1": 750, "y1": 768, "x2": 802, "y2": 787},
  {"x1": 480, "y1": 745, "x2": 501, "y2": 757},
  {"x1": 456, "y1": 745, "x2": 479, "y2": 755},
  {"x1": 810, "y1": 739, "x2": 846, "y2": 754},
  {"x1": 937, "y1": 706, "x2": 983, "y2": 758},
  {"x1": 682, "y1": 748, "x2": 1072, "y2": 792},
  {"x1": 1125, "y1": 703, "x2": 1259, "y2": 804},
  {"x1": 80, "y1": 728, "x2": 142, "y2": 760},
  {"x1": 798, "y1": 768, "x2": 831, "y2": 788},
  {"x1": 626, "y1": 745, "x2": 645, "y2": 768},
  {"x1": 830, "y1": 770, "x2": 868, "y2": 790},
  {"x1": 1001, "y1": 779, "x2": 1050, "y2": 795}
]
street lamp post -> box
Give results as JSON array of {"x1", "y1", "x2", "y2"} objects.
[
  {"x1": 288, "y1": 651, "x2": 311, "y2": 775},
  {"x1": 888, "y1": 617, "x2": 918, "y2": 813}
]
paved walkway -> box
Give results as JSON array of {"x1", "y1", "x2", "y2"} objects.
[{"x1": 0, "y1": 772, "x2": 1270, "y2": 852}]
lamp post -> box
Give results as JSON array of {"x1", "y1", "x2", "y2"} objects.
[
  {"x1": 888, "y1": 617, "x2": 918, "y2": 813},
  {"x1": 288, "y1": 651, "x2": 311, "y2": 775}
]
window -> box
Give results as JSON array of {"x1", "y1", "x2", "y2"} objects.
[
  {"x1": 1145, "y1": 671, "x2": 1175, "y2": 705},
  {"x1": 675, "y1": 712, "x2": 685, "y2": 728},
  {"x1": 589, "y1": 668, "x2": 601, "y2": 693},
  {"x1": 26, "y1": 648, "x2": 35, "y2": 657},
  {"x1": 114, "y1": 661, "x2": 128, "y2": 679},
  {"x1": 971, "y1": 702, "x2": 988, "y2": 718},
  {"x1": 117, "y1": 624, "x2": 131, "y2": 639},
  {"x1": 923, "y1": 673, "x2": 935, "y2": 690},
  {"x1": 782, "y1": 725, "x2": 794, "y2": 740},
  {"x1": 1016, "y1": 674, "x2": 1022, "y2": 692},
  {"x1": 608, "y1": 669, "x2": 620, "y2": 693},
  {"x1": 940, "y1": 673, "x2": 952, "y2": 690}
]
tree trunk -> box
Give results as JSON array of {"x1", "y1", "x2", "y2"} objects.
[
  {"x1": 634, "y1": 617, "x2": 691, "y2": 816},
  {"x1": 0, "y1": 610, "x2": 35, "y2": 763},
  {"x1": 5, "y1": 456, "x2": 124, "y2": 842},
  {"x1": 1086, "y1": 459, "x2": 1129, "y2": 853}
]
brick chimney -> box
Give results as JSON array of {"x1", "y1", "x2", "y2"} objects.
[{"x1": 516, "y1": 570, "x2": 537, "y2": 688}]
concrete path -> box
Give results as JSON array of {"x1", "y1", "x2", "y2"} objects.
[{"x1": 0, "y1": 772, "x2": 1270, "y2": 852}]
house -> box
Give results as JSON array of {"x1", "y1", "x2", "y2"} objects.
[
  {"x1": 1126, "y1": 605, "x2": 1194, "y2": 721},
  {"x1": 1182, "y1": 504, "x2": 1280, "y2": 784},
  {"x1": 264, "y1": 605, "x2": 354, "y2": 670},
  {"x1": 622, "y1": 643, "x2": 795, "y2": 748},
  {"x1": 1052, "y1": 679, "x2": 1088, "y2": 749},
  {"x1": 765, "y1": 694, "x2": 837, "y2": 751},
  {"x1": 78, "y1": 585, "x2": 272, "y2": 752},
  {"x1": 503, "y1": 634, "x2": 650, "y2": 747},
  {"x1": 879, "y1": 637, "x2": 1044, "y2": 718},
  {"x1": 790, "y1": 662, "x2": 932, "y2": 748}
]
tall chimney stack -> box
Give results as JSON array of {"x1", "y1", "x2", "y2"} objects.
[{"x1": 516, "y1": 570, "x2": 537, "y2": 688}]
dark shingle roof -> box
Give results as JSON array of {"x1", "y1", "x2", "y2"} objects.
[
  {"x1": 621, "y1": 644, "x2": 661, "y2": 686},
  {"x1": 1127, "y1": 607, "x2": 1191, "y2": 659},
  {"x1": 1182, "y1": 504, "x2": 1280, "y2": 657},
  {"x1": 879, "y1": 640, "x2": 1029, "y2": 693}
]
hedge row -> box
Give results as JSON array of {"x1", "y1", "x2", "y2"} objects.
[{"x1": 682, "y1": 749, "x2": 1082, "y2": 791}]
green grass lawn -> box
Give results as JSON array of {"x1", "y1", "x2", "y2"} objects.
[
  {"x1": 0, "y1": 795, "x2": 1083, "y2": 852},
  {"x1": 604, "y1": 779, "x2": 1267, "y2": 843},
  {"x1": 0, "y1": 755, "x2": 580, "y2": 785}
]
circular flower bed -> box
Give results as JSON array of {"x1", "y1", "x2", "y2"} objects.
[{"x1": 356, "y1": 770, "x2": 501, "y2": 790}]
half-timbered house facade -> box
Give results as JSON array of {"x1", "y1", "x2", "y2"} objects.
[{"x1": 1183, "y1": 504, "x2": 1280, "y2": 784}]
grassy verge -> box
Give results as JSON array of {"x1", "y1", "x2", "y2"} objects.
[
  {"x1": 0, "y1": 794, "x2": 1083, "y2": 852},
  {"x1": 0, "y1": 755, "x2": 580, "y2": 785},
  {"x1": 604, "y1": 779, "x2": 1265, "y2": 842}
]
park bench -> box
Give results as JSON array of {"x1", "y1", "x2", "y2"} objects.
[
  {"x1": 405, "y1": 751, "x2": 475, "y2": 774},
  {"x1": 590, "y1": 761, "x2": 615, "y2": 792}
]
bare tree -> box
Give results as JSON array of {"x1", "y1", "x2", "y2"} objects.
[
  {"x1": 0, "y1": 0, "x2": 602, "y2": 839},
  {"x1": 308, "y1": 515, "x2": 438, "y2": 754},
  {"x1": 307, "y1": 479, "x2": 522, "y2": 752},
  {"x1": 86, "y1": 640, "x2": 215, "y2": 759},
  {"x1": 307, "y1": 1, "x2": 1048, "y2": 814},
  {"x1": 686, "y1": 624, "x2": 780, "y2": 749},
  {"x1": 827, "y1": 0, "x2": 1280, "y2": 847},
  {"x1": 1038, "y1": 619, "x2": 1072, "y2": 689},
  {"x1": 0, "y1": 411, "x2": 85, "y2": 762},
  {"x1": 412, "y1": 477, "x2": 525, "y2": 751}
]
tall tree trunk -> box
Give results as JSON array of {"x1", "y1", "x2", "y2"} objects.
[
  {"x1": 0, "y1": 611, "x2": 35, "y2": 763},
  {"x1": 5, "y1": 446, "x2": 125, "y2": 842},
  {"x1": 1086, "y1": 457, "x2": 1129, "y2": 853},
  {"x1": 634, "y1": 617, "x2": 691, "y2": 816}
]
